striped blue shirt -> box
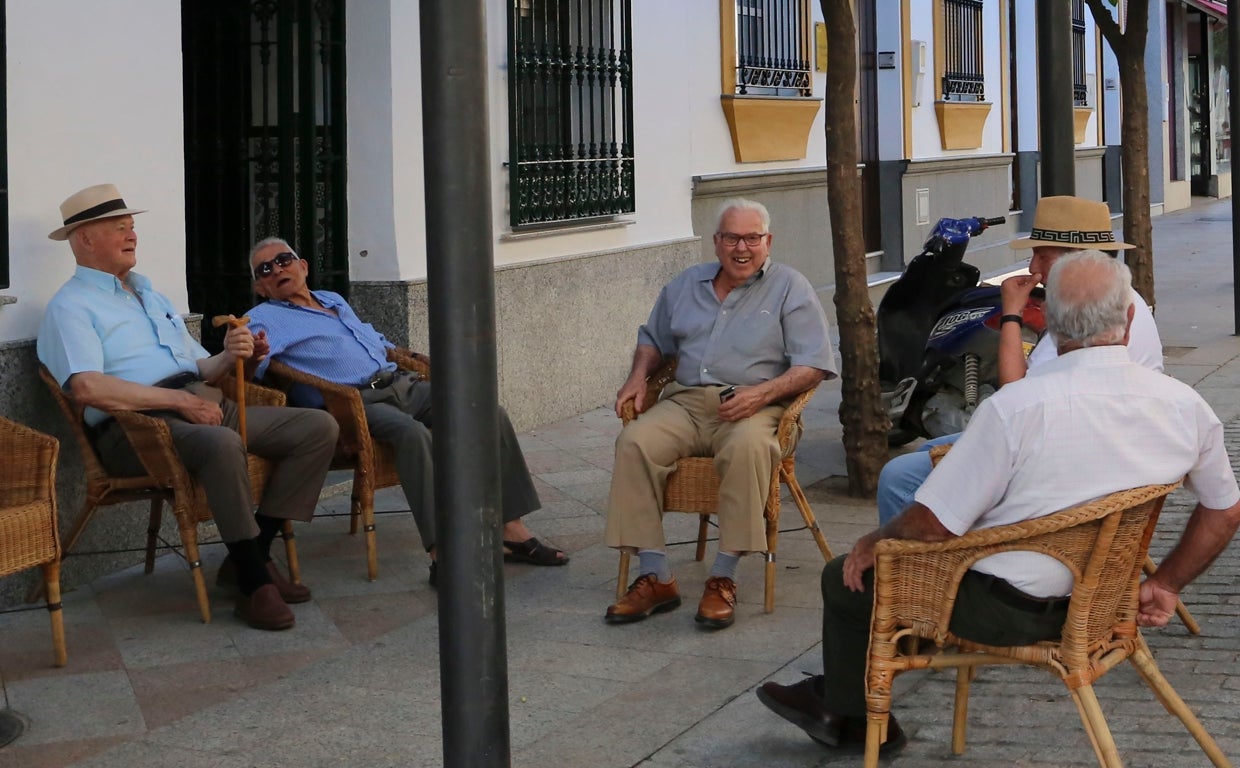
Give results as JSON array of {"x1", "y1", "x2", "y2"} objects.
[
  {"x1": 38, "y1": 266, "x2": 207, "y2": 426},
  {"x1": 248, "y1": 291, "x2": 395, "y2": 405}
]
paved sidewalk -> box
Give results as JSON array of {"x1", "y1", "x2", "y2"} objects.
[{"x1": 2, "y1": 199, "x2": 1240, "y2": 767}]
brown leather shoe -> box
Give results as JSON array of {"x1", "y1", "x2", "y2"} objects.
[
  {"x1": 234, "y1": 583, "x2": 295, "y2": 631},
  {"x1": 695, "y1": 576, "x2": 737, "y2": 629},
  {"x1": 605, "y1": 574, "x2": 681, "y2": 624},
  {"x1": 217, "y1": 558, "x2": 312, "y2": 604}
]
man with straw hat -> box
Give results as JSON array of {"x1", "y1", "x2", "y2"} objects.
[
  {"x1": 875, "y1": 195, "x2": 1165, "y2": 527},
  {"x1": 38, "y1": 183, "x2": 339, "y2": 631}
]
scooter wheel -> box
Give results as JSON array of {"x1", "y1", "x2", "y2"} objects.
[{"x1": 888, "y1": 429, "x2": 920, "y2": 448}]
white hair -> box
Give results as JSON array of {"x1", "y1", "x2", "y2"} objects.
[
  {"x1": 248, "y1": 236, "x2": 293, "y2": 271},
  {"x1": 715, "y1": 198, "x2": 770, "y2": 233},
  {"x1": 1045, "y1": 250, "x2": 1133, "y2": 347}
]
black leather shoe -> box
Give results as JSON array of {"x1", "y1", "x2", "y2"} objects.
[
  {"x1": 429, "y1": 561, "x2": 438, "y2": 589},
  {"x1": 756, "y1": 677, "x2": 844, "y2": 746}
]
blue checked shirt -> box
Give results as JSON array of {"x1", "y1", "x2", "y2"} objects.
[
  {"x1": 248, "y1": 290, "x2": 396, "y2": 407},
  {"x1": 38, "y1": 266, "x2": 207, "y2": 426}
]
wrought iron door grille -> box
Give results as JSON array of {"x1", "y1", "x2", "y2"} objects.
[
  {"x1": 183, "y1": 0, "x2": 346, "y2": 350},
  {"x1": 0, "y1": 0, "x2": 7, "y2": 290},
  {"x1": 941, "y1": 0, "x2": 984, "y2": 101},
  {"x1": 1071, "y1": 0, "x2": 1088, "y2": 106},
  {"x1": 508, "y1": 0, "x2": 635, "y2": 228},
  {"x1": 734, "y1": 0, "x2": 811, "y2": 96}
]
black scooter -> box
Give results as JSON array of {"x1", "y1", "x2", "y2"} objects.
[{"x1": 877, "y1": 216, "x2": 1046, "y2": 446}]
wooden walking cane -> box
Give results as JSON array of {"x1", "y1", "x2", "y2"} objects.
[{"x1": 210, "y1": 314, "x2": 302, "y2": 583}]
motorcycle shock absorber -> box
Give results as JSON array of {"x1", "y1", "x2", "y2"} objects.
[{"x1": 963, "y1": 353, "x2": 980, "y2": 407}]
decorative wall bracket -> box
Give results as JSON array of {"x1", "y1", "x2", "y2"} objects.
[
  {"x1": 933, "y1": 100, "x2": 992, "y2": 150},
  {"x1": 720, "y1": 95, "x2": 823, "y2": 163}
]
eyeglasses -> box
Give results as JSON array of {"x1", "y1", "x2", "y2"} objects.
[
  {"x1": 716, "y1": 232, "x2": 768, "y2": 247},
  {"x1": 252, "y1": 251, "x2": 299, "y2": 280}
]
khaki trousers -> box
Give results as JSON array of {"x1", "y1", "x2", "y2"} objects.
[{"x1": 604, "y1": 384, "x2": 785, "y2": 554}]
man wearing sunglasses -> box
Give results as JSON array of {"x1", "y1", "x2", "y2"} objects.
[
  {"x1": 244, "y1": 237, "x2": 569, "y2": 586},
  {"x1": 603, "y1": 198, "x2": 837, "y2": 629},
  {"x1": 38, "y1": 184, "x2": 340, "y2": 632}
]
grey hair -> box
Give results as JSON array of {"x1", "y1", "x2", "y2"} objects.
[
  {"x1": 248, "y1": 236, "x2": 293, "y2": 271},
  {"x1": 715, "y1": 198, "x2": 770, "y2": 233},
  {"x1": 1044, "y1": 250, "x2": 1133, "y2": 347}
]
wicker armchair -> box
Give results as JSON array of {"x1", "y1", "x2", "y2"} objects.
[
  {"x1": 36, "y1": 365, "x2": 299, "y2": 623},
  {"x1": 862, "y1": 476, "x2": 1230, "y2": 767},
  {"x1": 615, "y1": 359, "x2": 833, "y2": 613},
  {"x1": 0, "y1": 416, "x2": 65, "y2": 667},
  {"x1": 262, "y1": 347, "x2": 431, "y2": 581}
]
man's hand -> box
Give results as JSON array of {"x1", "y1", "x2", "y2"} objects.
[
  {"x1": 614, "y1": 377, "x2": 649, "y2": 418},
  {"x1": 1000, "y1": 273, "x2": 1043, "y2": 316},
  {"x1": 173, "y1": 391, "x2": 223, "y2": 426},
  {"x1": 1137, "y1": 577, "x2": 1179, "y2": 628},
  {"x1": 843, "y1": 531, "x2": 880, "y2": 592},
  {"x1": 717, "y1": 385, "x2": 766, "y2": 422},
  {"x1": 222, "y1": 323, "x2": 257, "y2": 360},
  {"x1": 251, "y1": 329, "x2": 270, "y2": 363}
]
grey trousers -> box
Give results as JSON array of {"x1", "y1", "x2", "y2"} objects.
[
  {"x1": 360, "y1": 373, "x2": 540, "y2": 552},
  {"x1": 97, "y1": 381, "x2": 339, "y2": 542},
  {"x1": 819, "y1": 555, "x2": 1068, "y2": 717}
]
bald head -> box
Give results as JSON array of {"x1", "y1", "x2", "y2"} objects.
[{"x1": 1044, "y1": 250, "x2": 1134, "y2": 349}]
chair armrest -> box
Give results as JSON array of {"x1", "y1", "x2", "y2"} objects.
[
  {"x1": 111, "y1": 410, "x2": 196, "y2": 499},
  {"x1": 776, "y1": 384, "x2": 818, "y2": 452},
  {"x1": 387, "y1": 346, "x2": 431, "y2": 381},
  {"x1": 262, "y1": 359, "x2": 370, "y2": 456},
  {"x1": 217, "y1": 374, "x2": 288, "y2": 408},
  {"x1": 0, "y1": 417, "x2": 60, "y2": 507},
  {"x1": 620, "y1": 358, "x2": 678, "y2": 425}
]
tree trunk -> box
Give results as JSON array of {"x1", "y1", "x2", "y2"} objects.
[
  {"x1": 820, "y1": 0, "x2": 888, "y2": 496},
  {"x1": 1086, "y1": 0, "x2": 1155, "y2": 306}
]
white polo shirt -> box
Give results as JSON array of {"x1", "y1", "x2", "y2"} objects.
[{"x1": 916, "y1": 345, "x2": 1238, "y2": 597}]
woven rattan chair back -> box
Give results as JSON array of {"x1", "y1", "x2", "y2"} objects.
[
  {"x1": 615, "y1": 358, "x2": 833, "y2": 613},
  {"x1": 862, "y1": 481, "x2": 1231, "y2": 768},
  {"x1": 262, "y1": 347, "x2": 430, "y2": 581},
  {"x1": 0, "y1": 416, "x2": 66, "y2": 666}
]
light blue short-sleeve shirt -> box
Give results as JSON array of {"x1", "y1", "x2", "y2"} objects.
[
  {"x1": 37, "y1": 266, "x2": 207, "y2": 425},
  {"x1": 637, "y1": 259, "x2": 837, "y2": 387}
]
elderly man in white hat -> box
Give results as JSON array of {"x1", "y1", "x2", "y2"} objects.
[
  {"x1": 874, "y1": 195, "x2": 1165, "y2": 526},
  {"x1": 37, "y1": 183, "x2": 339, "y2": 631}
]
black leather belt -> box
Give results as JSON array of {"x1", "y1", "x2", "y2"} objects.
[
  {"x1": 152, "y1": 371, "x2": 202, "y2": 390},
  {"x1": 359, "y1": 369, "x2": 400, "y2": 390},
  {"x1": 973, "y1": 572, "x2": 1070, "y2": 615}
]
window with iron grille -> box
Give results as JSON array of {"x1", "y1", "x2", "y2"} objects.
[
  {"x1": 507, "y1": 0, "x2": 634, "y2": 228},
  {"x1": 1071, "y1": 0, "x2": 1088, "y2": 106},
  {"x1": 941, "y1": 0, "x2": 984, "y2": 101},
  {"x1": 0, "y1": 0, "x2": 7, "y2": 290},
  {"x1": 733, "y1": 0, "x2": 812, "y2": 97}
]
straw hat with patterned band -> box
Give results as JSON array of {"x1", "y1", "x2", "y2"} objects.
[
  {"x1": 48, "y1": 183, "x2": 147, "y2": 241},
  {"x1": 1009, "y1": 195, "x2": 1133, "y2": 250}
]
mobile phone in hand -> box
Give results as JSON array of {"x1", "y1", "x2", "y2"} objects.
[{"x1": 719, "y1": 385, "x2": 737, "y2": 403}]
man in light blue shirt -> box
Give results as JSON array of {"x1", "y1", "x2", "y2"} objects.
[
  {"x1": 245, "y1": 237, "x2": 569, "y2": 588},
  {"x1": 38, "y1": 184, "x2": 339, "y2": 631},
  {"x1": 604, "y1": 198, "x2": 838, "y2": 630}
]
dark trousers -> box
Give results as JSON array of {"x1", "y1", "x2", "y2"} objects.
[
  {"x1": 96, "y1": 382, "x2": 339, "y2": 542},
  {"x1": 361, "y1": 373, "x2": 540, "y2": 552},
  {"x1": 820, "y1": 554, "x2": 1068, "y2": 717}
]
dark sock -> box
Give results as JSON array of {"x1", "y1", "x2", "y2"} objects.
[
  {"x1": 224, "y1": 538, "x2": 273, "y2": 595},
  {"x1": 255, "y1": 514, "x2": 285, "y2": 562}
]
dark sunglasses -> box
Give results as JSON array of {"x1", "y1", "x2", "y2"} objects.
[{"x1": 252, "y1": 251, "x2": 300, "y2": 280}]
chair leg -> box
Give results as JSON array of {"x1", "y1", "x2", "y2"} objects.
[
  {"x1": 180, "y1": 524, "x2": 212, "y2": 624},
  {"x1": 694, "y1": 515, "x2": 709, "y2": 561},
  {"x1": 1130, "y1": 636, "x2": 1232, "y2": 767},
  {"x1": 144, "y1": 498, "x2": 163, "y2": 574},
  {"x1": 782, "y1": 464, "x2": 833, "y2": 560},
  {"x1": 1070, "y1": 684, "x2": 1123, "y2": 767},
  {"x1": 1143, "y1": 555, "x2": 1200, "y2": 634},
  {"x1": 951, "y1": 665, "x2": 973, "y2": 754},
  {"x1": 616, "y1": 550, "x2": 631, "y2": 600},
  {"x1": 764, "y1": 512, "x2": 778, "y2": 614},
  {"x1": 281, "y1": 520, "x2": 302, "y2": 584},
  {"x1": 28, "y1": 498, "x2": 102, "y2": 603},
  {"x1": 863, "y1": 714, "x2": 889, "y2": 768},
  {"x1": 43, "y1": 560, "x2": 67, "y2": 668}
]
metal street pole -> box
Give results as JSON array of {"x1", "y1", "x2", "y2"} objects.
[
  {"x1": 1038, "y1": 0, "x2": 1076, "y2": 195},
  {"x1": 419, "y1": 2, "x2": 511, "y2": 766},
  {"x1": 1230, "y1": 0, "x2": 1240, "y2": 334}
]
